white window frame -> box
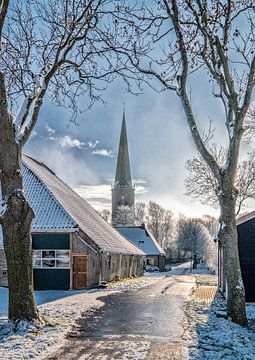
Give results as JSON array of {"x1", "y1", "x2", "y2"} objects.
[{"x1": 32, "y1": 249, "x2": 70, "y2": 269}]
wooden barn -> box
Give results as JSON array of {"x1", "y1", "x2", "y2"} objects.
[
  {"x1": 0, "y1": 155, "x2": 145, "y2": 290},
  {"x1": 218, "y1": 211, "x2": 255, "y2": 302},
  {"x1": 115, "y1": 225, "x2": 166, "y2": 271}
]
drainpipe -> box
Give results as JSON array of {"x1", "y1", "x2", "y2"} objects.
[
  {"x1": 99, "y1": 249, "x2": 104, "y2": 285},
  {"x1": 119, "y1": 253, "x2": 122, "y2": 280}
]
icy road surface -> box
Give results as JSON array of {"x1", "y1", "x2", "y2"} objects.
[{"x1": 48, "y1": 274, "x2": 195, "y2": 360}]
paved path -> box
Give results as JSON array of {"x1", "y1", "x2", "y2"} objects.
[{"x1": 47, "y1": 274, "x2": 195, "y2": 360}]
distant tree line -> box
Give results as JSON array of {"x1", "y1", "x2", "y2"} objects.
[{"x1": 99, "y1": 202, "x2": 218, "y2": 269}]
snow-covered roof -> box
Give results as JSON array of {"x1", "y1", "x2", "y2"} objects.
[
  {"x1": 0, "y1": 156, "x2": 144, "y2": 256},
  {"x1": 115, "y1": 226, "x2": 165, "y2": 256},
  {"x1": 237, "y1": 211, "x2": 255, "y2": 226},
  {"x1": 23, "y1": 161, "x2": 77, "y2": 231}
]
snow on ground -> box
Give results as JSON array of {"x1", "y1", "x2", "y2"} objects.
[
  {"x1": 79, "y1": 340, "x2": 151, "y2": 360},
  {"x1": 106, "y1": 274, "x2": 160, "y2": 291},
  {"x1": 169, "y1": 262, "x2": 216, "y2": 276},
  {"x1": 183, "y1": 276, "x2": 255, "y2": 360},
  {"x1": 0, "y1": 275, "x2": 163, "y2": 360}
]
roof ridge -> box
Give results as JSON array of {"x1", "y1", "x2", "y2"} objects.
[
  {"x1": 143, "y1": 226, "x2": 165, "y2": 255},
  {"x1": 22, "y1": 158, "x2": 77, "y2": 229},
  {"x1": 25, "y1": 155, "x2": 56, "y2": 176},
  {"x1": 22, "y1": 155, "x2": 144, "y2": 255},
  {"x1": 24, "y1": 155, "x2": 105, "y2": 225}
]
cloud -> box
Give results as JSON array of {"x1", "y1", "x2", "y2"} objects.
[
  {"x1": 73, "y1": 182, "x2": 148, "y2": 211},
  {"x1": 74, "y1": 184, "x2": 111, "y2": 210},
  {"x1": 26, "y1": 147, "x2": 98, "y2": 187},
  {"x1": 87, "y1": 140, "x2": 100, "y2": 149},
  {"x1": 134, "y1": 178, "x2": 147, "y2": 185},
  {"x1": 133, "y1": 178, "x2": 148, "y2": 196},
  {"x1": 58, "y1": 135, "x2": 85, "y2": 149},
  {"x1": 92, "y1": 149, "x2": 114, "y2": 157},
  {"x1": 30, "y1": 130, "x2": 38, "y2": 139},
  {"x1": 45, "y1": 124, "x2": 56, "y2": 135},
  {"x1": 135, "y1": 185, "x2": 148, "y2": 195}
]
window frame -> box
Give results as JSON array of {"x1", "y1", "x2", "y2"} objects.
[{"x1": 32, "y1": 249, "x2": 70, "y2": 269}]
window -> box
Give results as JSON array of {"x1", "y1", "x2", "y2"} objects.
[
  {"x1": 32, "y1": 250, "x2": 70, "y2": 269},
  {"x1": 107, "y1": 255, "x2": 111, "y2": 270}
]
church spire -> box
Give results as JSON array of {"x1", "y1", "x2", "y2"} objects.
[
  {"x1": 112, "y1": 110, "x2": 135, "y2": 225},
  {"x1": 114, "y1": 111, "x2": 132, "y2": 187}
]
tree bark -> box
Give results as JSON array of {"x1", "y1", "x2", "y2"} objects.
[
  {"x1": 1, "y1": 184, "x2": 38, "y2": 321},
  {"x1": 0, "y1": 72, "x2": 38, "y2": 321},
  {"x1": 218, "y1": 180, "x2": 247, "y2": 326}
]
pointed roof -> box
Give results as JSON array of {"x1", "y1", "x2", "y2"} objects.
[
  {"x1": 116, "y1": 226, "x2": 166, "y2": 256},
  {"x1": 114, "y1": 112, "x2": 132, "y2": 188},
  {"x1": 0, "y1": 155, "x2": 144, "y2": 256}
]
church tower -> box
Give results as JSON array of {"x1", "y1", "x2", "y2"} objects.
[{"x1": 112, "y1": 111, "x2": 135, "y2": 224}]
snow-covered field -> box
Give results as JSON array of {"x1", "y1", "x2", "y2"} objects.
[
  {"x1": 0, "y1": 275, "x2": 161, "y2": 359},
  {"x1": 183, "y1": 276, "x2": 255, "y2": 360}
]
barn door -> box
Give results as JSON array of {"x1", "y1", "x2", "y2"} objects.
[{"x1": 73, "y1": 255, "x2": 88, "y2": 289}]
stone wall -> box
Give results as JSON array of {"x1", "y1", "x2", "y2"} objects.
[
  {"x1": 71, "y1": 232, "x2": 100, "y2": 288},
  {"x1": 101, "y1": 253, "x2": 144, "y2": 283}
]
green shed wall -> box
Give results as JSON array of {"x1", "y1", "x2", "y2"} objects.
[
  {"x1": 33, "y1": 269, "x2": 70, "y2": 290},
  {"x1": 32, "y1": 233, "x2": 70, "y2": 290},
  {"x1": 32, "y1": 233, "x2": 70, "y2": 249}
]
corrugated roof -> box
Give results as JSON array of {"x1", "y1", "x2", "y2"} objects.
[
  {"x1": 0, "y1": 156, "x2": 144, "y2": 255},
  {"x1": 116, "y1": 226, "x2": 165, "y2": 256},
  {"x1": 23, "y1": 162, "x2": 77, "y2": 230}
]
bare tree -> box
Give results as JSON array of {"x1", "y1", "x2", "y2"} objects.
[
  {"x1": 0, "y1": 0, "x2": 130, "y2": 321},
  {"x1": 201, "y1": 215, "x2": 219, "y2": 239},
  {"x1": 134, "y1": 202, "x2": 146, "y2": 226},
  {"x1": 112, "y1": 205, "x2": 135, "y2": 227},
  {"x1": 177, "y1": 216, "x2": 216, "y2": 269},
  {"x1": 98, "y1": 209, "x2": 111, "y2": 223},
  {"x1": 244, "y1": 104, "x2": 255, "y2": 141},
  {"x1": 147, "y1": 201, "x2": 174, "y2": 250},
  {"x1": 114, "y1": 0, "x2": 255, "y2": 325},
  {"x1": 186, "y1": 150, "x2": 255, "y2": 216}
]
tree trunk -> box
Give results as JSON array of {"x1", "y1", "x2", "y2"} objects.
[
  {"x1": 1, "y1": 153, "x2": 38, "y2": 321},
  {"x1": 193, "y1": 254, "x2": 197, "y2": 269},
  {"x1": 219, "y1": 189, "x2": 247, "y2": 326},
  {"x1": 0, "y1": 72, "x2": 38, "y2": 321},
  {"x1": 2, "y1": 199, "x2": 38, "y2": 320}
]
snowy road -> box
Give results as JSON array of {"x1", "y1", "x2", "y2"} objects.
[{"x1": 47, "y1": 274, "x2": 195, "y2": 360}]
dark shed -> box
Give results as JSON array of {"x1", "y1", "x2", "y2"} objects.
[
  {"x1": 218, "y1": 211, "x2": 255, "y2": 302},
  {"x1": 237, "y1": 213, "x2": 255, "y2": 302}
]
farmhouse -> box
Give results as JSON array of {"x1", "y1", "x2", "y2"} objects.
[
  {"x1": 0, "y1": 155, "x2": 145, "y2": 290},
  {"x1": 116, "y1": 225, "x2": 166, "y2": 271},
  {"x1": 218, "y1": 211, "x2": 255, "y2": 302}
]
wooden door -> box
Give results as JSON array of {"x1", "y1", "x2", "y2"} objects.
[{"x1": 73, "y1": 255, "x2": 88, "y2": 289}]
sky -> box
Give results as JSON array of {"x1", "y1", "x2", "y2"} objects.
[{"x1": 25, "y1": 74, "x2": 255, "y2": 219}]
